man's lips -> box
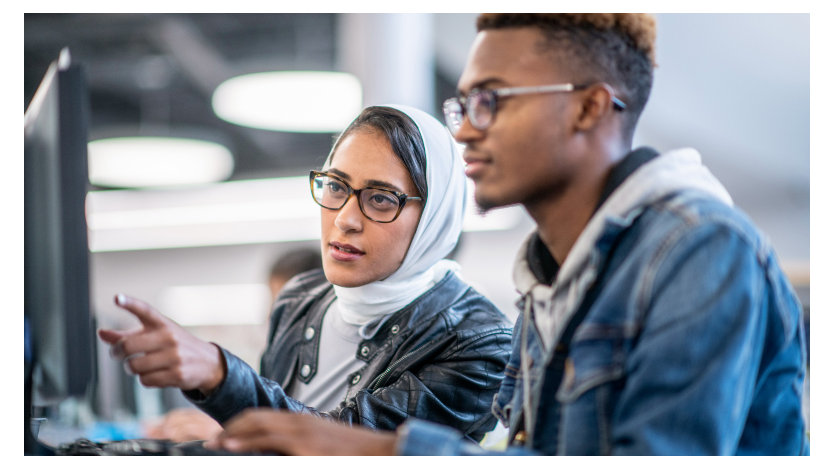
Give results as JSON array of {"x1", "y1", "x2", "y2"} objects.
[{"x1": 463, "y1": 154, "x2": 490, "y2": 178}]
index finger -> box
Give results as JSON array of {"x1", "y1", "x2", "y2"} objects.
[{"x1": 114, "y1": 293, "x2": 167, "y2": 329}]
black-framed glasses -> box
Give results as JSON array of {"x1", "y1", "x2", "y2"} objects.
[
  {"x1": 442, "y1": 83, "x2": 627, "y2": 135},
  {"x1": 309, "y1": 170, "x2": 423, "y2": 223}
]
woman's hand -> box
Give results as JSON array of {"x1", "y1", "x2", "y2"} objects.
[
  {"x1": 98, "y1": 293, "x2": 226, "y2": 396},
  {"x1": 204, "y1": 409, "x2": 398, "y2": 455},
  {"x1": 145, "y1": 408, "x2": 224, "y2": 442}
]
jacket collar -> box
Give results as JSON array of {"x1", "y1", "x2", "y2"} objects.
[
  {"x1": 514, "y1": 147, "x2": 659, "y2": 292},
  {"x1": 513, "y1": 146, "x2": 732, "y2": 296},
  {"x1": 308, "y1": 270, "x2": 469, "y2": 346}
]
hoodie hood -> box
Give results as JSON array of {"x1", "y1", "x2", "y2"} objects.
[{"x1": 512, "y1": 147, "x2": 733, "y2": 351}]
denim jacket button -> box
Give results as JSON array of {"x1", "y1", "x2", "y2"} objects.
[
  {"x1": 360, "y1": 345, "x2": 370, "y2": 357},
  {"x1": 300, "y1": 364, "x2": 311, "y2": 377},
  {"x1": 391, "y1": 325, "x2": 400, "y2": 335},
  {"x1": 512, "y1": 430, "x2": 528, "y2": 444},
  {"x1": 351, "y1": 373, "x2": 361, "y2": 385}
]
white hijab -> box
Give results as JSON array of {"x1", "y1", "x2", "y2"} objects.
[{"x1": 326, "y1": 104, "x2": 467, "y2": 326}]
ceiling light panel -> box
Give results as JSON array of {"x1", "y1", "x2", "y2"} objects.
[
  {"x1": 212, "y1": 71, "x2": 362, "y2": 133},
  {"x1": 88, "y1": 136, "x2": 234, "y2": 188}
]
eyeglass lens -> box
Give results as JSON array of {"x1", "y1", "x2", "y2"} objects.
[
  {"x1": 443, "y1": 91, "x2": 495, "y2": 134},
  {"x1": 312, "y1": 174, "x2": 403, "y2": 222},
  {"x1": 442, "y1": 99, "x2": 464, "y2": 134}
]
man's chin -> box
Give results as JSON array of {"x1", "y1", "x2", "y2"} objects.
[{"x1": 474, "y1": 192, "x2": 509, "y2": 214}]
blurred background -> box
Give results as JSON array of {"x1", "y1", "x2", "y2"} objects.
[{"x1": 24, "y1": 13, "x2": 810, "y2": 434}]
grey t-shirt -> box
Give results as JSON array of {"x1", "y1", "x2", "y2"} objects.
[{"x1": 285, "y1": 303, "x2": 366, "y2": 412}]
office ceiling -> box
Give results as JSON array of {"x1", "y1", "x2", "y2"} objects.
[
  {"x1": 24, "y1": 13, "x2": 447, "y2": 183},
  {"x1": 24, "y1": 13, "x2": 810, "y2": 262}
]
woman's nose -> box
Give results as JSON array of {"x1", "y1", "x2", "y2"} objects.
[{"x1": 333, "y1": 195, "x2": 364, "y2": 232}]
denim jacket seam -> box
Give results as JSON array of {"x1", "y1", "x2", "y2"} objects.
[{"x1": 635, "y1": 206, "x2": 698, "y2": 317}]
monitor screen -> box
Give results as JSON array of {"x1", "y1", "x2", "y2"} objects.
[{"x1": 24, "y1": 48, "x2": 96, "y2": 454}]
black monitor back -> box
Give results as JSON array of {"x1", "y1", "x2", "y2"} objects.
[{"x1": 24, "y1": 49, "x2": 96, "y2": 453}]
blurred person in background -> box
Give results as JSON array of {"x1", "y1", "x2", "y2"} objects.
[
  {"x1": 100, "y1": 104, "x2": 513, "y2": 445},
  {"x1": 143, "y1": 248, "x2": 322, "y2": 442},
  {"x1": 267, "y1": 248, "x2": 324, "y2": 303},
  {"x1": 206, "y1": 13, "x2": 808, "y2": 456}
]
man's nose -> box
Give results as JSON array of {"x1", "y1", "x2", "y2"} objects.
[{"x1": 452, "y1": 113, "x2": 484, "y2": 143}]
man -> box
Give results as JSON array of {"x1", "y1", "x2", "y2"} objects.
[{"x1": 205, "y1": 13, "x2": 809, "y2": 455}]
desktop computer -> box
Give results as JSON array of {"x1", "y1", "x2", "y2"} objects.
[
  {"x1": 24, "y1": 48, "x2": 260, "y2": 457},
  {"x1": 24, "y1": 47, "x2": 96, "y2": 455}
]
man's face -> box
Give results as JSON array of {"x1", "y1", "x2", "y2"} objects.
[{"x1": 454, "y1": 28, "x2": 582, "y2": 211}]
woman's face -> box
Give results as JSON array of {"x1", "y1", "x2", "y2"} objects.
[{"x1": 320, "y1": 129, "x2": 423, "y2": 287}]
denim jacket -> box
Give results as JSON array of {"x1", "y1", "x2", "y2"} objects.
[{"x1": 397, "y1": 148, "x2": 809, "y2": 455}]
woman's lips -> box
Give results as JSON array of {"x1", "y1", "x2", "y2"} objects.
[{"x1": 329, "y1": 242, "x2": 365, "y2": 262}]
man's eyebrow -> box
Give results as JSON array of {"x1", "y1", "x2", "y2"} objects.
[{"x1": 458, "y1": 77, "x2": 508, "y2": 95}]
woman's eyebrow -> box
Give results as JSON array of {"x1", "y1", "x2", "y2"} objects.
[
  {"x1": 365, "y1": 179, "x2": 404, "y2": 193},
  {"x1": 327, "y1": 168, "x2": 351, "y2": 181},
  {"x1": 327, "y1": 167, "x2": 404, "y2": 193}
]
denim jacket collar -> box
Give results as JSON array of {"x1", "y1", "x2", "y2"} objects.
[{"x1": 513, "y1": 147, "x2": 734, "y2": 352}]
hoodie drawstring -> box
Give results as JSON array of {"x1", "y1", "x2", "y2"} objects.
[{"x1": 520, "y1": 294, "x2": 534, "y2": 447}]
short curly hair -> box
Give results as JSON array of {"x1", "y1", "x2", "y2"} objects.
[{"x1": 477, "y1": 13, "x2": 657, "y2": 135}]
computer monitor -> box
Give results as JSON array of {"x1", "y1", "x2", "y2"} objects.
[{"x1": 24, "y1": 48, "x2": 96, "y2": 454}]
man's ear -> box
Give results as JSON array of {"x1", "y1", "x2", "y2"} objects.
[{"x1": 575, "y1": 84, "x2": 616, "y2": 131}]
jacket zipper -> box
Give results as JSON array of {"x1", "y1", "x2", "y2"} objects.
[{"x1": 368, "y1": 341, "x2": 436, "y2": 390}]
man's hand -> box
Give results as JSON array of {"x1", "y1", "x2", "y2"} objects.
[
  {"x1": 204, "y1": 409, "x2": 399, "y2": 456},
  {"x1": 98, "y1": 293, "x2": 226, "y2": 395}
]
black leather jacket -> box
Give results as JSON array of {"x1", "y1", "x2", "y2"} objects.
[{"x1": 187, "y1": 269, "x2": 512, "y2": 442}]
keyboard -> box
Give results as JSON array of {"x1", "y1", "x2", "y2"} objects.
[{"x1": 55, "y1": 437, "x2": 269, "y2": 456}]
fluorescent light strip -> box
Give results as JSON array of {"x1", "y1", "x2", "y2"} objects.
[
  {"x1": 87, "y1": 176, "x2": 525, "y2": 252},
  {"x1": 159, "y1": 283, "x2": 272, "y2": 326},
  {"x1": 88, "y1": 200, "x2": 311, "y2": 231}
]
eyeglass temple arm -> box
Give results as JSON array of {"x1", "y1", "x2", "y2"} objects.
[
  {"x1": 496, "y1": 83, "x2": 627, "y2": 111},
  {"x1": 493, "y1": 83, "x2": 575, "y2": 97}
]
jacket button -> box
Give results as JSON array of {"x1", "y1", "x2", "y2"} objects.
[
  {"x1": 360, "y1": 345, "x2": 370, "y2": 357},
  {"x1": 351, "y1": 374, "x2": 361, "y2": 385},
  {"x1": 390, "y1": 325, "x2": 400, "y2": 335},
  {"x1": 304, "y1": 326, "x2": 315, "y2": 341},
  {"x1": 513, "y1": 430, "x2": 528, "y2": 444},
  {"x1": 300, "y1": 364, "x2": 311, "y2": 377}
]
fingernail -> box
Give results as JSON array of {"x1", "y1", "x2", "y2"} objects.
[
  {"x1": 115, "y1": 293, "x2": 126, "y2": 306},
  {"x1": 110, "y1": 343, "x2": 124, "y2": 360}
]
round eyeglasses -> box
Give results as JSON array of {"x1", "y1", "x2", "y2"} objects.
[
  {"x1": 442, "y1": 82, "x2": 627, "y2": 135},
  {"x1": 309, "y1": 170, "x2": 423, "y2": 223}
]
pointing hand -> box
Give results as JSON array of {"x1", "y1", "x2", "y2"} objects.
[{"x1": 98, "y1": 293, "x2": 226, "y2": 395}]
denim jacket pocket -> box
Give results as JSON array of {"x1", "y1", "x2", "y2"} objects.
[
  {"x1": 556, "y1": 332, "x2": 627, "y2": 403},
  {"x1": 552, "y1": 330, "x2": 628, "y2": 455}
]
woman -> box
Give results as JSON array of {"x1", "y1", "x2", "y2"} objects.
[{"x1": 99, "y1": 105, "x2": 512, "y2": 443}]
